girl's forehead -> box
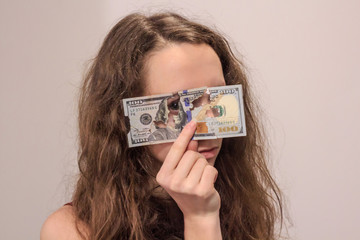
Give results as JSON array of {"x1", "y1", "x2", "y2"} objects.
[{"x1": 143, "y1": 43, "x2": 225, "y2": 96}]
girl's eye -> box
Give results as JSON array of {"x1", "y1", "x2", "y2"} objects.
[{"x1": 169, "y1": 100, "x2": 179, "y2": 110}]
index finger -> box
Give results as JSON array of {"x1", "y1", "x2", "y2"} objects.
[{"x1": 161, "y1": 120, "x2": 197, "y2": 172}]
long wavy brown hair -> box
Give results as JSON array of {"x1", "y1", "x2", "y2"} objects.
[{"x1": 72, "y1": 12, "x2": 284, "y2": 240}]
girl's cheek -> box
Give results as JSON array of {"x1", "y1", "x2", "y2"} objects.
[{"x1": 148, "y1": 142, "x2": 173, "y2": 162}]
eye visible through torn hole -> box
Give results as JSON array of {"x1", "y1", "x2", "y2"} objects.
[{"x1": 148, "y1": 93, "x2": 187, "y2": 142}]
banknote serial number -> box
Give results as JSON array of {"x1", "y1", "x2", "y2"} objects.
[
  {"x1": 130, "y1": 106, "x2": 158, "y2": 113},
  {"x1": 207, "y1": 120, "x2": 237, "y2": 126}
]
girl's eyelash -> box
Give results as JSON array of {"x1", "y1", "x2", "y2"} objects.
[{"x1": 168, "y1": 100, "x2": 179, "y2": 110}]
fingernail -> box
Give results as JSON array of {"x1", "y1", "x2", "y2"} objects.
[{"x1": 188, "y1": 120, "x2": 197, "y2": 129}]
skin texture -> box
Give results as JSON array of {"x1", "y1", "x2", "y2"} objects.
[
  {"x1": 41, "y1": 205, "x2": 84, "y2": 240},
  {"x1": 145, "y1": 43, "x2": 225, "y2": 239}
]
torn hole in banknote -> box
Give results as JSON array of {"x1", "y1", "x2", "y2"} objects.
[{"x1": 122, "y1": 85, "x2": 247, "y2": 147}]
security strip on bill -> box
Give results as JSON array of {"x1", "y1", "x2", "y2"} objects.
[{"x1": 123, "y1": 85, "x2": 246, "y2": 147}]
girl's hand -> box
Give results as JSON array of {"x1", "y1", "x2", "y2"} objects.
[{"x1": 156, "y1": 120, "x2": 220, "y2": 219}]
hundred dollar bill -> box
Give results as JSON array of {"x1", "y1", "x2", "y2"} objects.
[{"x1": 123, "y1": 85, "x2": 246, "y2": 147}]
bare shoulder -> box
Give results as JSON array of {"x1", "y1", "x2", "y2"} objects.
[{"x1": 41, "y1": 205, "x2": 87, "y2": 240}]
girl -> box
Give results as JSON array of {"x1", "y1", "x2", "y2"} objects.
[{"x1": 41, "y1": 12, "x2": 283, "y2": 240}]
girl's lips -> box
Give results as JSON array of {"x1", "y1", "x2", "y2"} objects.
[{"x1": 199, "y1": 147, "x2": 218, "y2": 160}]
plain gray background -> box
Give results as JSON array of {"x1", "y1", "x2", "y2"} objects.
[{"x1": 1, "y1": 0, "x2": 359, "y2": 239}]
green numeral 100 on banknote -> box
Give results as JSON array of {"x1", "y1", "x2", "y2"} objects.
[{"x1": 218, "y1": 126, "x2": 239, "y2": 133}]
